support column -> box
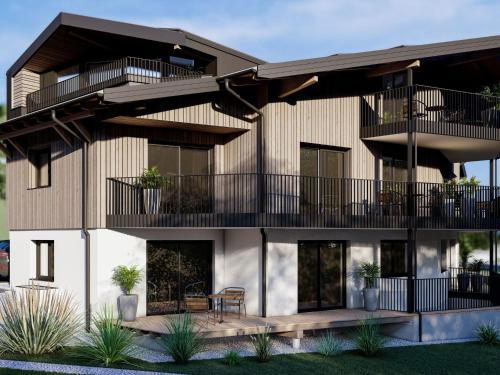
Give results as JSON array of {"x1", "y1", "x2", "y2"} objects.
[
  {"x1": 490, "y1": 159, "x2": 495, "y2": 273},
  {"x1": 406, "y1": 78, "x2": 417, "y2": 313}
]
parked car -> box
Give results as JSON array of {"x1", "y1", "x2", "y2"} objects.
[{"x1": 0, "y1": 240, "x2": 10, "y2": 282}]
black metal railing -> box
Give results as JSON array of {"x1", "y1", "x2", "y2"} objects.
[
  {"x1": 26, "y1": 56, "x2": 202, "y2": 112},
  {"x1": 106, "y1": 174, "x2": 500, "y2": 229},
  {"x1": 361, "y1": 85, "x2": 500, "y2": 140},
  {"x1": 376, "y1": 273, "x2": 500, "y2": 313}
]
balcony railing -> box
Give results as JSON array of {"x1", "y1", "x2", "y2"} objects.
[
  {"x1": 26, "y1": 57, "x2": 203, "y2": 112},
  {"x1": 361, "y1": 85, "x2": 500, "y2": 140},
  {"x1": 376, "y1": 273, "x2": 500, "y2": 313},
  {"x1": 106, "y1": 174, "x2": 500, "y2": 229}
]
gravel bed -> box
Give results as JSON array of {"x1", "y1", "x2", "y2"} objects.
[
  {"x1": 129, "y1": 332, "x2": 479, "y2": 363},
  {"x1": 0, "y1": 359, "x2": 179, "y2": 375}
]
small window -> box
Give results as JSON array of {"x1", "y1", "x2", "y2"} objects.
[
  {"x1": 28, "y1": 148, "x2": 51, "y2": 188},
  {"x1": 34, "y1": 241, "x2": 54, "y2": 282},
  {"x1": 440, "y1": 240, "x2": 449, "y2": 273},
  {"x1": 381, "y1": 241, "x2": 408, "y2": 277},
  {"x1": 169, "y1": 56, "x2": 195, "y2": 70}
]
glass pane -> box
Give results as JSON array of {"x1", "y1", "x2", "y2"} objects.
[
  {"x1": 300, "y1": 148, "x2": 318, "y2": 177},
  {"x1": 180, "y1": 148, "x2": 210, "y2": 175},
  {"x1": 179, "y1": 242, "x2": 212, "y2": 310},
  {"x1": 320, "y1": 150, "x2": 344, "y2": 211},
  {"x1": 39, "y1": 243, "x2": 49, "y2": 277},
  {"x1": 38, "y1": 151, "x2": 50, "y2": 186},
  {"x1": 148, "y1": 144, "x2": 178, "y2": 176},
  {"x1": 319, "y1": 242, "x2": 343, "y2": 309},
  {"x1": 382, "y1": 158, "x2": 392, "y2": 181},
  {"x1": 298, "y1": 242, "x2": 318, "y2": 311},
  {"x1": 381, "y1": 241, "x2": 407, "y2": 277},
  {"x1": 300, "y1": 148, "x2": 318, "y2": 212},
  {"x1": 147, "y1": 242, "x2": 180, "y2": 315},
  {"x1": 319, "y1": 150, "x2": 343, "y2": 178},
  {"x1": 393, "y1": 159, "x2": 407, "y2": 182}
]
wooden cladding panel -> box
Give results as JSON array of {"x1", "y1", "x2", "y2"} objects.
[
  {"x1": 7, "y1": 131, "x2": 82, "y2": 230},
  {"x1": 11, "y1": 69, "x2": 40, "y2": 108}
]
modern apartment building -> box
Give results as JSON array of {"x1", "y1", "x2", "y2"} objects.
[{"x1": 2, "y1": 13, "x2": 500, "y2": 337}]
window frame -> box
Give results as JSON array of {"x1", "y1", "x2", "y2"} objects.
[
  {"x1": 34, "y1": 240, "x2": 54, "y2": 282},
  {"x1": 380, "y1": 240, "x2": 408, "y2": 277}
]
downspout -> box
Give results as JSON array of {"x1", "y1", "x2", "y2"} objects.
[
  {"x1": 52, "y1": 110, "x2": 91, "y2": 329},
  {"x1": 223, "y1": 78, "x2": 267, "y2": 317}
]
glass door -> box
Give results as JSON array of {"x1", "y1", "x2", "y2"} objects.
[
  {"x1": 146, "y1": 241, "x2": 212, "y2": 315},
  {"x1": 298, "y1": 241, "x2": 345, "y2": 312}
]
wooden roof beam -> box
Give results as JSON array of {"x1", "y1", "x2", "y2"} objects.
[
  {"x1": 0, "y1": 142, "x2": 11, "y2": 158},
  {"x1": 52, "y1": 125, "x2": 73, "y2": 147},
  {"x1": 278, "y1": 75, "x2": 319, "y2": 99},
  {"x1": 6, "y1": 139, "x2": 27, "y2": 158},
  {"x1": 71, "y1": 120, "x2": 92, "y2": 143},
  {"x1": 367, "y1": 60, "x2": 420, "y2": 78}
]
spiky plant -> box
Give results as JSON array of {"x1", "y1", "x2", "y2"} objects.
[
  {"x1": 476, "y1": 322, "x2": 499, "y2": 345},
  {"x1": 250, "y1": 325, "x2": 274, "y2": 362},
  {"x1": 0, "y1": 289, "x2": 80, "y2": 355},
  {"x1": 353, "y1": 319, "x2": 385, "y2": 356},
  {"x1": 316, "y1": 332, "x2": 343, "y2": 356},
  {"x1": 223, "y1": 350, "x2": 242, "y2": 366},
  {"x1": 161, "y1": 313, "x2": 206, "y2": 364},
  {"x1": 74, "y1": 307, "x2": 136, "y2": 367}
]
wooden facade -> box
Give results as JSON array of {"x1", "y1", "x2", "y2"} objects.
[{"x1": 11, "y1": 69, "x2": 40, "y2": 109}]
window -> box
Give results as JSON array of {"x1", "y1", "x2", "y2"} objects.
[
  {"x1": 28, "y1": 148, "x2": 51, "y2": 188},
  {"x1": 34, "y1": 241, "x2": 54, "y2": 282},
  {"x1": 382, "y1": 156, "x2": 407, "y2": 182},
  {"x1": 169, "y1": 56, "x2": 195, "y2": 70},
  {"x1": 383, "y1": 72, "x2": 407, "y2": 90},
  {"x1": 148, "y1": 144, "x2": 212, "y2": 176},
  {"x1": 381, "y1": 241, "x2": 408, "y2": 277}
]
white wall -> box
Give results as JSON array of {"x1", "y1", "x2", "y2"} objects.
[
  {"x1": 9, "y1": 230, "x2": 86, "y2": 315},
  {"x1": 224, "y1": 229, "x2": 262, "y2": 316}
]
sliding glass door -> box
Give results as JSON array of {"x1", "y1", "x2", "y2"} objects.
[
  {"x1": 146, "y1": 241, "x2": 212, "y2": 315},
  {"x1": 298, "y1": 241, "x2": 345, "y2": 312},
  {"x1": 148, "y1": 144, "x2": 213, "y2": 213}
]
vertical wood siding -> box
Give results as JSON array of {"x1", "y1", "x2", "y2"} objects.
[{"x1": 11, "y1": 69, "x2": 40, "y2": 108}]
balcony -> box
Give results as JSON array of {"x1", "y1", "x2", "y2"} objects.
[
  {"x1": 361, "y1": 85, "x2": 500, "y2": 161},
  {"x1": 25, "y1": 57, "x2": 203, "y2": 113},
  {"x1": 106, "y1": 174, "x2": 500, "y2": 229}
]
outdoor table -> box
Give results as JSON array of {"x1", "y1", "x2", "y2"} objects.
[{"x1": 208, "y1": 293, "x2": 233, "y2": 323}]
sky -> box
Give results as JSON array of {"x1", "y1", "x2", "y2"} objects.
[{"x1": 1, "y1": 0, "x2": 500, "y2": 182}]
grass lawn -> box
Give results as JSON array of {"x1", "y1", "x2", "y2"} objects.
[{"x1": 0, "y1": 343, "x2": 499, "y2": 375}]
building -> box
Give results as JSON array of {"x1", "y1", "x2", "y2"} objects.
[{"x1": 2, "y1": 12, "x2": 500, "y2": 340}]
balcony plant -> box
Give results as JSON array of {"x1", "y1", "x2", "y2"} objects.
[
  {"x1": 443, "y1": 179, "x2": 458, "y2": 217},
  {"x1": 468, "y1": 258, "x2": 487, "y2": 293},
  {"x1": 356, "y1": 262, "x2": 381, "y2": 312},
  {"x1": 111, "y1": 265, "x2": 142, "y2": 322},
  {"x1": 459, "y1": 176, "x2": 480, "y2": 219},
  {"x1": 139, "y1": 167, "x2": 162, "y2": 214},
  {"x1": 480, "y1": 84, "x2": 500, "y2": 125}
]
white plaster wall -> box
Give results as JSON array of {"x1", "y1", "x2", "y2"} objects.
[
  {"x1": 224, "y1": 229, "x2": 262, "y2": 316},
  {"x1": 9, "y1": 230, "x2": 86, "y2": 315}
]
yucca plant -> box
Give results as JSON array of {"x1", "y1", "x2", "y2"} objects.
[
  {"x1": 161, "y1": 313, "x2": 206, "y2": 364},
  {"x1": 476, "y1": 322, "x2": 499, "y2": 345},
  {"x1": 316, "y1": 332, "x2": 343, "y2": 356},
  {"x1": 0, "y1": 289, "x2": 80, "y2": 355},
  {"x1": 75, "y1": 307, "x2": 136, "y2": 367},
  {"x1": 250, "y1": 325, "x2": 274, "y2": 362},
  {"x1": 353, "y1": 319, "x2": 385, "y2": 356},
  {"x1": 223, "y1": 350, "x2": 242, "y2": 366}
]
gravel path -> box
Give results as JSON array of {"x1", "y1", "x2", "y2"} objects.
[{"x1": 0, "y1": 359, "x2": 181, "y2": 375}]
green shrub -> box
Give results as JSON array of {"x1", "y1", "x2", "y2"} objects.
[
  {"x1": 111, "y1": 265, "x2": 142, "y2": 295},
  {"x1": 0, "y1": 289, "x2": 80, "y2": 355},
  {"x1": 250, "y1": 325, "x2": 274, "y2": 362},
  {"x1": 139, "y1": 167, "x2": 162, "y2": 189},
  {"x1": 476, "y1": 322, "x2": 499, "y2": 345},
  {"x1": 316, "y1": 332, "x2": 342, "y2": 356},
  {"x1": 75, "y1": 307, "x2": 135, "y2": 367},
  {"x1": 356, "y1": 262, "x2": 381, "y2": 288},
  {"x1": 353, "y1": 319, "x2": 385, "y2": 356},
  {"x1": 162, "y1": 313, "x2": 205, "y2": 364},
  {"x1": 223, "y1": 350, "x2": 241, "y2": 366}
]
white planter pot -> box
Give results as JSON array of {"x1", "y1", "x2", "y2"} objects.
[
  {"x1": 460, "y1": 196, "x2": 476, "y2": 218},
  {"x1": 118, "y1": 294, "x2": 138, "y2": 322},
  {"x1": 363, "y1": 288, "x2": 379, "y2": 312},
  {"x1": 143, "y1": 188, "x2": 161, "y2": 214},
  {"x1": 443, "y1": 198, "x2": 455, "y2": 217}
]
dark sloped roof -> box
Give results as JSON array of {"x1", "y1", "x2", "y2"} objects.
[
  {"x1": 103, "y1": 77, "x2": 219, "y2": 103},
  {"x1": 257, "y1": 35, "x2": 500, "y2": 79}
]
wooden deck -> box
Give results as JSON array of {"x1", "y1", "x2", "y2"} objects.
[{"x1": 122, "y1": 309, "x2": 415, "y2": 338}]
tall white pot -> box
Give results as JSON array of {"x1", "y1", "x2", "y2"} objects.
[{"x1": 143, "y1": 188, "x2": 161, "y2": 214}]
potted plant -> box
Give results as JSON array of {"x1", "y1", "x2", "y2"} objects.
[
  {"x1": 443, "y1": 179, "x2": 458, "y2": 217},
  {"x1": 458, "y1": 250, "x2": 471, "y2": 292},
  {"x1": 112, "y1": 265, "x2": 142, "y2": 322},
  {"x1": 480, "y1": 84, "x2": 500, "y2": 125},
  {"x1": 468, "y1": 258, "x2": 487, "y2": 293},
  {"x1": 356, "y1": 262, "x2": 381, "y2": 312},
  {"x1": 458, "y1": 177, "x2": 480, "y2": 219},
  {"x1": 139, "y1": 167, "x2": 162, "y2": 214}
]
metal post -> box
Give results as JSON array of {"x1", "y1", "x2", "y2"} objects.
[
  {"x1": 490, "y1": 159, "x2": 495, "y2": 273},
  {"x1": 406, "y1": 80, "x2": 417, "y2": 313}
]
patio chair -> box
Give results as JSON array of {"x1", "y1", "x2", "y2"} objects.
[
  {"x1": 218, "y1": 287, "x2": 246, "y2": 319},
  {"x1": 184, "y1": 296, "x2": 217, "y2": 325}
]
